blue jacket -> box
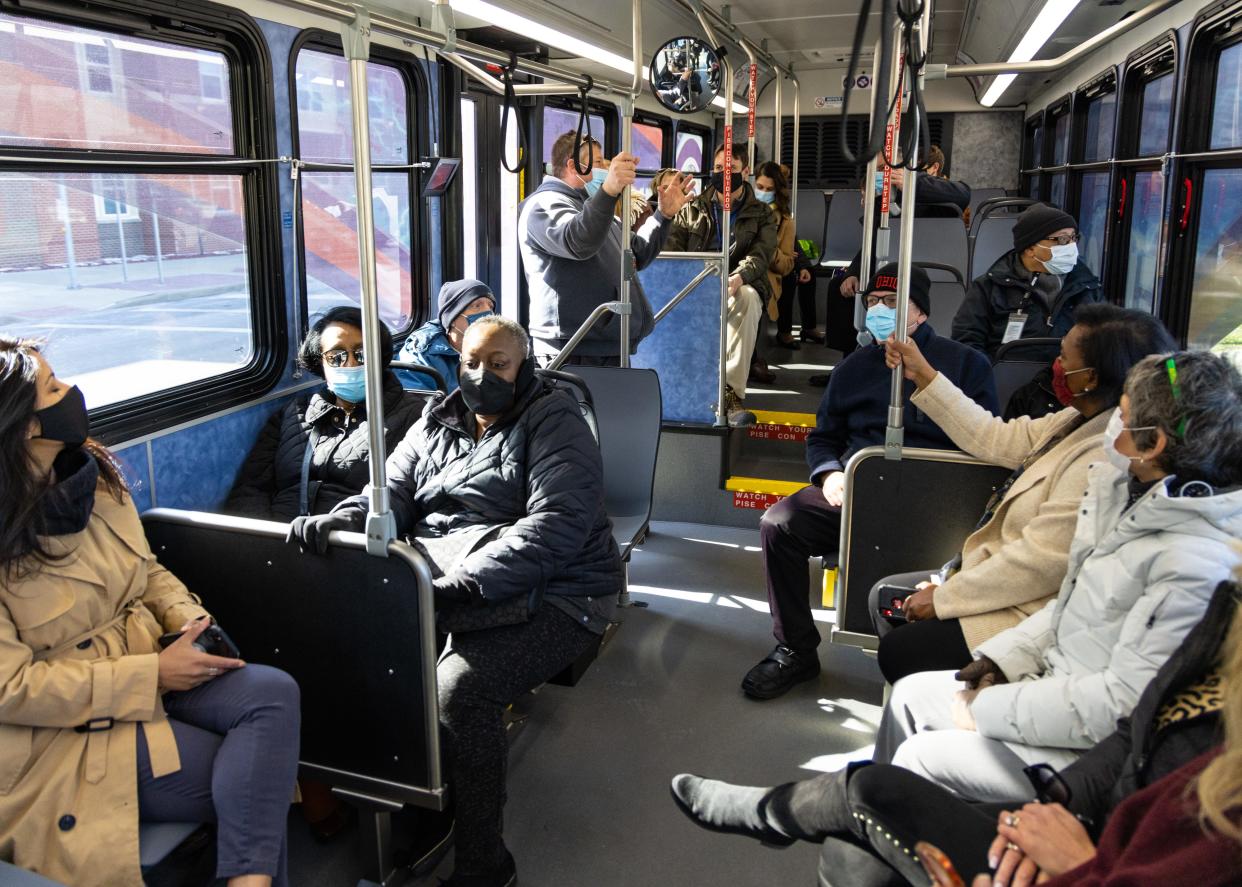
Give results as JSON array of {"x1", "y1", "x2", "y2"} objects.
[
  {"x1": 395, "y1": 321, "x2": 459, "y2": 393},
  {"x1": 806, "y1": 322, "x2": 998, "y2": 482}
]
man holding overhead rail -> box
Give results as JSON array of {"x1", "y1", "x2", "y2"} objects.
[
  {"x1": 742, "y1": 263, "x2": 998, "y2": 700},
  {"x1": 518, "y1": 132, "x2": 694, "y2": 367}
]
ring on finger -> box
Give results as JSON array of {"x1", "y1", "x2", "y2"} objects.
[
  {"x1": 207, "y1": 667, "x2": 220, "y2": 676},
  {"x1": 1005, "y1": 841, "x2": 1019, "y2": 852},
  {"x1": 1005, "y1": 814, "x2": 1020, "y2": 828}
]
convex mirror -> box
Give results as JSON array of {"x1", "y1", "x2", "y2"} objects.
[{"x1": 650, "y1": 37, "x2": 721, "y2": 114}]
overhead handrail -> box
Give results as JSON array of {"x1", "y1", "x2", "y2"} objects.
[
  {"x1": 498, "y1": 51, "x2": 526, "y2": 174},
  {"x1": 572, "y1": 76, "x2": 596, "y2": 176}
]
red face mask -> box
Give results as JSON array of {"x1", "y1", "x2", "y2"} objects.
[{"x1": 1051, "y1": 356, "x2": 1091, "y2": 406}]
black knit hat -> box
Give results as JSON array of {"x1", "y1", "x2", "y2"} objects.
[
  {"x1": 437, "y1": 279, "x2": 495, "y2": 330},
  {"x1": 1012, "y1": 203, "x2": 1077, "y2": 251},
  {"x1": 865, "y1": 262, "x2": 931, "y2": 316}
]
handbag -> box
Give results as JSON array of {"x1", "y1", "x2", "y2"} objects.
[{"x1": 410, "y1": 526, "x2": 532, "y2": 633}]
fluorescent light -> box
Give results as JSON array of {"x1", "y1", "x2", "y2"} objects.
[
  {"x1": 450, "y1": 0, "x2": 748, "y2": 113},
  {"x1": 981, "y1": 0, "x2": 1083, "y2": 107}
]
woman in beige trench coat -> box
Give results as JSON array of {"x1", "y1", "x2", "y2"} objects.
[{"x1": 0, "y1": 337, "x2": 301, "y2": 887}]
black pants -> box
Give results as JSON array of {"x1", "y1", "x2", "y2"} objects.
[
  {"x1": 438, "y1": 606, "x2": 598, "y2": 874},
  {"x1": 759, "y1": 485, "x2": 841, "y2": 653},
  {"x1": 777, "y1": 272, "x2": 818, "y2": 338},
  {"x1": 814, "y1": 765, "x2": 1000, "y2": 887},
  {"x1": 866, "y1": 571, "x2": 973, "y2": 684}
]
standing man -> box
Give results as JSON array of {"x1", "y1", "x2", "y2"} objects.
[
  {"x1": 665, "y1": 143, "x2": 778, "y2": 426},
  {"x1": 518, "y1": 132, "x2": 693, "y2": 367}
]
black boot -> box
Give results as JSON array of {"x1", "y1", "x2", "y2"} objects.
[{"x1": 439, "y1": 849, "x2": 516, "y2": 887}]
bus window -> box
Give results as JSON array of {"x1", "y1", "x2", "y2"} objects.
[
  {"x1": 676, "y1": 130, "x2": 705, "y2": 194},
  {"x1": 0, "y1": 12, "x2": 267, "y2": 411},
  {"x1": 1050, "y1": 107, "x2": 1071, "y2": 167},
  {"x1": 632, "y1": 121, "x2": 666, "y2": 195},
  {"x1": 1211, "y1": 42, "x2": 1242, "y2": 149},
  {"x1": 1189, "y1": 169, "x2": 1242, "y2": 357},
  {"x1": 1123, "y1": 170, "x2": 1164, "y2": 312},
  {"x1": 1077, "y1": 172, "x2": 1110, "y2": 276},
  {"x1": 499, "y1": 106, "x2": 521, "y2": 319},
  {"x1": 461, "y1": 97, "x2": 479, "y2": 279},
  {"x1": 295, "y1": 49, "x2": 413, "y2": 331},
  {"x1": 1049, "y1": 174, "x2": 1067, "y2": 210},
  {"x1": 1022, "y1": 116, "x2": 1044, "y2": 199},
  {"x1": 542, "y1": 104, "x2": 606, "y2": 167},
  {"x1": 1137, "y1": 73, "x2": 1175, "y2": 157},
  {"x1": 1082, "y1": 90, "x2": 1117, "y2": 162}
]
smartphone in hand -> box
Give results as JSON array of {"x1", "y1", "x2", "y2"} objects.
[{"x1": 158, "y1": 620, "x2": 241, "y2": 659}]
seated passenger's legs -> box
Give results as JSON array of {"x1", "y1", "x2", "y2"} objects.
[
  {"x1": 876, "y1": 619, "x2": 972, "y2": 685},
  {"x1": 759, "y1": 485, "x2": 841, "y2": 654},
  {"x1": 725, "y1": 284, "x2": 763, "y2": 396},
  {"x1": 867, "y1": 571, "x2": 932, "y2": 639},
  {"x1": 139, "y1": 665, "x2": 301, "y2": 886},
  {"x1": 438, "y1": 607, "x2": 598, "y2": 875}
]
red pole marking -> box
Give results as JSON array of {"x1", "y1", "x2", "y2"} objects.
[
  {"x1": 881, "y1": 54, "x2": 905, "y2": 218},
  {"x1": 748, "y1": 64, "x2": 757, "y2": 139},
  {"x1": 723, "y1": 124, "x2": 733, "y2": 213}
]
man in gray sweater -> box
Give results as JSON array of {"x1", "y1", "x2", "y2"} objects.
[{"x1": 518, "y1": 131, "x2": 693, "y2": 366}]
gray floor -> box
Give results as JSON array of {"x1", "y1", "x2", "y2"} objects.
[{"x1": 746, "y1": 321, "x2": 845, "y2": 416}]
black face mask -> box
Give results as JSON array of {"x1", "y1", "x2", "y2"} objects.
[
  {"x1": 711, "y1": 170, "x2": 727, "y2": 193},
  {"x1": 34, "y1": 385, "x2": 89, "y2": 449}
]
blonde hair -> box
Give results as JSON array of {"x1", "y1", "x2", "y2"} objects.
[{"x1": 1197, "y1": 564, "x2": 1242, "y2": 847}]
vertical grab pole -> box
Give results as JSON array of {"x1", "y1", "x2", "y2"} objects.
[
  {"x1": 618, "y1": 0, "x2": 643, "y2": 368},
  {"x1": 885, "y1": 0, "x2": 931, "y2": 460},
  {"x1": 773, "y1": 67, "x2": 783, "y2": 174},
  {"x1": 343, "y1": 5, "x2": 394, "y2": 554},
  {"x1": 741, "y1": 43, "x2": 757, "y2": 177},
  {"x1": 855, "y1": 35, "x2": 883, "y2": 342},
  {"x1": 789, "y1": 70, "x2": 800, "y2": 220}
]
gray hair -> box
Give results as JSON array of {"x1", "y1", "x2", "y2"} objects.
[
  {"x1": 1125, "y1": 351, "x2": 1242, "y2": 487},
  {"x1": 468, "y1": 313, "x2": 530, "y2": 355}
]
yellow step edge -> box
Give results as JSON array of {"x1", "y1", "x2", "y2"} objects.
[
  {"x1": 750, "y1": 409, "x2": 817, "y2": 428},
  {"x1": 725, "y1": 475, "x2": 807, "y2": 497}
]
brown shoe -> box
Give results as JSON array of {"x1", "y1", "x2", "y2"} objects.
[{"x1": 748, "y1": 360, "x2": 777, "y2": 385}]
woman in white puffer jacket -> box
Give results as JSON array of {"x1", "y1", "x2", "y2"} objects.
[{"x1": 875, "y1": 350, "x2": 1242, "y2": 802}]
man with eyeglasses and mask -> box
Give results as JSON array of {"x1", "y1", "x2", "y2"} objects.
[
  {"x1": 953, "y1": 203, "x2": 1104, "y2": 361},
  {"x1": 741, "y1": 263, "x2": 997, "y2": 700}
]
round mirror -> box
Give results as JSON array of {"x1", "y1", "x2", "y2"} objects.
[{"x1": 649, "y1": 37, "x2": 722, "y2": 114}]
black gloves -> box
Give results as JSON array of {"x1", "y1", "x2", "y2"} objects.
[
  {"x1": 286, "y1": 510, "x2": 360, "y2": 555},
  {"x1": 432, "y1": 572, "x2": 481, "y2": 601}
]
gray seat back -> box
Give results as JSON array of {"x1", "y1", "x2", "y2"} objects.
[
  {"x1": 563, "y1": 366, "x2": 662, "y2": 559},
  {"x1": 920, "y1": 262, "x2": 967, "y2": 336},
  {"x1": 877, "y1": 218, "x2": 969, "y2": 283},
  {"x1": 968, "y1": 187, "x2": 1006, "y2": 218},
  {"x1": 795, "y1": 189, "x2": 829, "y2": 256},
  {"x1": 969, "y1": 197, "x2": 1038, "y2": 280},
  {"x1": 823, "y1": 189, "x2": 863, "y2": 267},
  {"x1": 994, "y1": 360, "x2": 1049, "y2": 414},
  {"x1": 140, "y1": 509, "x2": 445, "y2": 811},
  {"x1": 832, "y1": 447, "x2": 1013, "y2": 648}
]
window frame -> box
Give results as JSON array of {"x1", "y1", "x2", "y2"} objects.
[
  {"x1": 1106, "y1": 33, "x2": 1180, "y2": 315},
  {"x1": 673, "y1": 119, "x2": 712, "y2": 190},
  {"x1": 0, "y1": 0, "x2": 284, "y2": 444},
  {"x1": 1068, "y1": 69, "x2": 1119, "y2": 281},
  {"x1": 537, "y1": 95, "x2": 618, "y2": 187},
  {"x1": 1021, "y1": 112, "x2": 1046, "y2": 200},
  {"x1": 1163, "y1": 0, "x2": 1242, "y2": 349},
  {"x1": 287, "y1": 29, "x2": 432, "y2": 341}
]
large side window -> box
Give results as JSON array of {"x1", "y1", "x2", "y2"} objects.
[
  {"x1": 1110, "y1": 38, "x2": 1177, "y2": 314},
  {"x1": 1070, "y1": 71, "x2": 1118, "y2": 278},
  {"x1": 294, "y1": 45, "x2": 423, "y2": 333},
  {"x1": 1021, "y1": 114, "x2": 1045, "y2": 200},
  {"x1": 460, "y1": 96, "x2": 479, "y2": 279},
  {"x1": 1167, "y1": 4, "x2": 1242, "y2": 362},
  {"x1": 632, "y1": 114, "x2": 670, "y2": 196},
  {"x1": 675, "y1": 122, "x2": 710, "y2": 194},
  {"x1": 0, "y1": 8, "x2": 279, "y2": 429},
  {"x1": 541, "y1": 104, "x2": 606, "y2": 165},
  {"x1": 1045, "y1": 98, "x2": 1072, "y2": 210}
]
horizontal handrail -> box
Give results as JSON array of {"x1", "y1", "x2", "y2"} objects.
[
  {"x1": 390, "y1": 361, "x2": 448, "y2": 393},
  {"x1": 545, "y1": 301, "x2": 628, "y2": 372},
  {"x1": 653, "y1": 263, "x2": 719, "y2": 324}
]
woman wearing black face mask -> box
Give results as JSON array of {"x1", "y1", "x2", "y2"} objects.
[
  {"x1": 870, "y1": 304, "x2": 1177, "y2": 684},
  {"x1": 0, "y1": 337, "x2": 301, "y2": 887},
  {"x1": 289, "y1": 315, "x2": 621, "y2": 887}
]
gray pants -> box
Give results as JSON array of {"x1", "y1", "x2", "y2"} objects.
[{"x1": 873, "y1": 669, "x2": 1079, "y2": 802}]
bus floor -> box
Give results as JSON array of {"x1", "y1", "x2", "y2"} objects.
[
  {"x1": 276, "y1": 520, "x2": 884, "y2": 886},
  {"x1": 746, "y1": 322, "x2": 845, "y2": 416}
]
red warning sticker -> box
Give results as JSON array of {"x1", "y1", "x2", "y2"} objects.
[
  {"x1": 747, "y1": 423, "x2": 809, "y2": 442},
  {"x1": 732, "y1": 491, "x2": 783, "y2": 510}
]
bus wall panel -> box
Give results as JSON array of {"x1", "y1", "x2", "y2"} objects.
[
  {"x1": 950, "y1": 111, "x2": 1023, "y2": 192},
  {"x1": 634, "y1": 258, "x2": 722, "y2": 424}
]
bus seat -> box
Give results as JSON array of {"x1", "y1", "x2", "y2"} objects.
[
  {"x1": 390, "y1": 360, "x2": 448, "y2": 394},
  {"x1": 876, "y1": 219, "x2": 969, "y2": 283},
  {"x1": 0, "y1": 861, "x2": 64, "y2": 885},
  {"x1": 969, "y1": 197, "x2": 1037, "y2": 280},
  {"x1": 993, "y1": 337, "x2": 1060, "y2": 414},
  {"x1": 920, "y1": 262, "x2": 967, "y2": 336},
  {"x1": 967, "y1": 187, "x2": 1006, "y2": 218},
  {"x1": 140, "y1": 509, "x2": 445, "y2": 886},
  {"x1": 795, "y1": 188, "x2": 829, "y2": 257},
  {"x1": 139, "y1": 822, "x2": 203, "y2": 870},
  {"x1": 822, "y1": 189, "x2": 863, "y2": 268},
  {"x1": 830, "y1": 447, "x2": 1013, "y2": 649}
]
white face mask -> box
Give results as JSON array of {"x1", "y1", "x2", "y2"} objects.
[
  {"x1": 1042, "y1": 242, "x2": 1078, "y2": 275},
  {"x1": 1102, "y1": 407, "x2": 1158, "y2": 474}
]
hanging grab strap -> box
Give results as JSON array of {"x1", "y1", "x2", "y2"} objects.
[
  {"x1": 572, "y1": 74, "x2": 595, "y2": 176},
  {"x1": 499, "y1": 51, "x2": 527, "y2": 174}
]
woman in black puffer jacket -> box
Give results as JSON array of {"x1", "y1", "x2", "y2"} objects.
[{"x1": 225, "y1": 306, "x2": 427, "y2": 522}]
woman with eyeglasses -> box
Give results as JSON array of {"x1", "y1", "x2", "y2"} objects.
[
  {"x1": 0, "y1": 337, "x2": 301, "y2": 886},
  {"x1": 669, "y1": 572, "x2": 1242, "y2": 887},
  {"x1": 226, "y1": 306, "x2": 427, "y2": 525},
  {"x1": 870, "y1": 304, "x2": 1177, "y2": 686},
  {"x1": 952, "y1": 203, "x2": 1104, "y2": 361}
]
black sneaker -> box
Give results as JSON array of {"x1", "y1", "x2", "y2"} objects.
[
  {"x1": 741, "y1": 645, "x2": 821, "y2": 699},
  {"x1": 440, "y1": 850, "x2": 517, "y2": 887},
  {"x1": 808, "y1": 372, "x2": 832, "y2": 388}
]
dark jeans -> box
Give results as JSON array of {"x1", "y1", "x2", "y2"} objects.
[
  {"x1": 137, "y1": 665, "x2": 301, "y2": 885},
  {"x1": 814, "y1": 765, "x2": 1000, "y2": 887},
  {"x1": 867, "y1": 571, "x2": 973, "y2": 684},
  {"x1": 438, "y1": 605, "x2": 598, "y2": 874},
  {"x1": 759, "y1": 484, "x2": 841, "y2": 653},
  {"x1": 777, "y1": 273, "x2": 818, "y2": 338}
]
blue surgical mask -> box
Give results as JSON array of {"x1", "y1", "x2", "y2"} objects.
[
  {"x1": 1041, "y1": 242, "x2": 1078, "y2": 275},
  {"x1": 754, "y1": 188, "x2": 776, "y2": 205},
  {"x1": 865, "y1": 304, "x2": 896, "y2": 342},
  {"x1": 874, "y1": 171, "x2": 885, "y2": 195},
  {"x1": 583, "y1": 167, "x2": 609, "y2": 198},
  {"x1": 324, "y1": 364, "x2": 367, "y2": 404},
  {"x1": 465, "y1": 309, "x2": 493, "y2": 325}
]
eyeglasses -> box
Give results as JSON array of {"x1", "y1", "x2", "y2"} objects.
[
  {"x1": 863, "y1": 294, "x2": 899, "y2": 309},
  {"x1": 1023, "y1": 763, "x2": 1094, "y2": 827},
  {"x1": 323, "y1": 347, "x2": 365, "y2": 368},
  {"x1": 1041, "y1": 233, "x2": 1080, "y2": 246}
]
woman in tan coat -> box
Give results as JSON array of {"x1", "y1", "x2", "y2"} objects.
[
  {"x1": 755, "y1": 162, "x2": 798, "y2": 349},
  {"x1": 0, "y1": 337, "x2": 300, "y2": 887},
  {"x1": 873, "y1": 304, "x2": 1177, "y2": 683}
]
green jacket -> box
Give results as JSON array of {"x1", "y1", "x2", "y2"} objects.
[{"x1": 664, "y1": 182, "x2": 778, "y2": 300}]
